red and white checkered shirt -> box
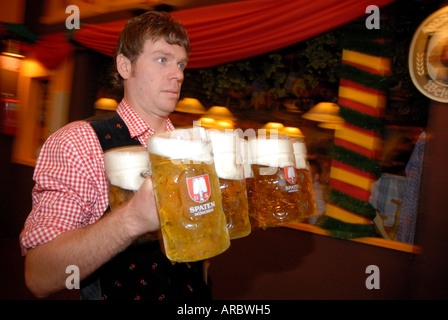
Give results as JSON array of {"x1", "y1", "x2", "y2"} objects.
[{"x1": 20, "y1": 99, "x2": 175, "y2": 255}]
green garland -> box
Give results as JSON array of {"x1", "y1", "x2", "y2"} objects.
[
  {"x1": 328, "y1": 145, "x2": 382, "y2": 176},
  {"x1": 338, "y1": 64, "x2": 389, "y2": 91},
  {"x1": 339, "y1": 105, "x2": 384, "y2": 133},
  {"x1": 317, "y1": 216, "x2": 379, "y2": 239},
  {"x1": 340, "y1": 25, "x2": 393, "y2": 58},
  {"x1": 320, "y1": 22, "x2": 390, "y2": 240},
  {"x1": 340, "y1": 24, "x2": 393, "y2": 46},
  {"x1": 3, "y1": 22, "x2": 38, "y2": 43},
  {"x1": 340, "y1": 38, "x2": 393, "y2": 58},
  {"x1": 328, "y1": 189, "x2": 377, "y2": 220}
]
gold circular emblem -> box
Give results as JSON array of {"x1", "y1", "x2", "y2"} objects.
[{"x1": 409, "y1": 6, "x2": 448, "y2": 103}]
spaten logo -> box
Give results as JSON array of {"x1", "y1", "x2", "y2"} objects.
[
  {"x1": 187, "y1": 174, "x2": 211, "y2": 203},
  {"x1": 284, "y1": 165, "x2": 297, "y2": 184}
]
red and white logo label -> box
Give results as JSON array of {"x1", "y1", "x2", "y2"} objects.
[
  {"x1": 284, "y1": 166, "x2": 297, "y2": 184},
  {"x1": 186, "y1": 174, "x2": 211, "y2": 203}
]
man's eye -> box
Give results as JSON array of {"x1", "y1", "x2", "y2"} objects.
[
  {"x1": 178, "y1": 63, "x2": 186, "y2": 70},
  {"x1": 157, "y1": 58, "x2": 167, "y2": 63}
]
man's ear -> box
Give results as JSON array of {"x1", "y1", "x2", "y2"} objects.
[{"x1": 116, "y1": 54, "x2": 132, "y2": 80}]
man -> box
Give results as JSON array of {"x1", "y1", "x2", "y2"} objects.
[{"x1": 20, "y1": 11, "x2": 209, "y2": 300}]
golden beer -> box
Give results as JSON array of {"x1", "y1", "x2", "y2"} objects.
[
  {"x1": 246, "y1": 135, "x2": 303, "y2": 229},
  {"x1": 148, "y1": 128, "x2": 230, "y2": 262},
  {"x1": 108, "y1": 184, "x2": 135, "y2": 211},
  {"x1": 104, "y1": 146, "x2": 158, "y2": 241},
  {"x1": 292, "y1": 138, "x2": 317, "y2": 219},
  {"x1": 209, "y1": 130, "x2": 251, "y2": 239},
  {"x1": 104, "y1": 146, "x2": 150, "y2": 211},
  {"x1": 248, "y1": 165, "x2": 303, "y2": 229},
  {"x1": 219, "y1": 178, "x2": 251, "y2": 238}
]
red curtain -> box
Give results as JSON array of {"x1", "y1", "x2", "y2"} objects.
[
  {"x1": 170, "y1": 0, "x2": 394, "y2": 68},
  {"x1": 23, "y1": 32, "x2": 73, "y2": 70},
  {"x1": 28, "y1": 0, "x2": 395, "y2": 69}
]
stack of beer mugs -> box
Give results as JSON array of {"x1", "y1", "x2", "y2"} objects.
[
  {"x1": 148, "y1": 127, "x2": 230, "y2": 262},
  {"x1": 104, "y1": 126, "x2": 316, "y2": 263},
  {"x1": 291, "y1": 137, "x2": 317, "y2": 220},
  {"x1": 245, "y1": 132, "x2": 316, "y2": 229},
  {"x1": 209, "y1": 130, "x2": 251, "y2": 239}
]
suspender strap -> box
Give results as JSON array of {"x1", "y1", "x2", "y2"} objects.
[{"x1": 87, "y1": 112, "x2": 141, "y2": 152}]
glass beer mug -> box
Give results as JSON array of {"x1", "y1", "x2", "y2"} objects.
[
  {"x1": 291, "y1": 137, "x2": 317, "y2": 220},
  {"x1": 103, "y1": 146, "x2": 158, "y2": 241},
  {"x1": 246, "y1": 133, "x2": 303, "y2": 229},
  {"x1": 209, "y1": 129, "x2": 251, "y2": 239},
  {"x1": 147, "y1": 127, "x2": 230, "y2": 262},
  {"x1": 103, "y1": 146, "x2": 150, "y2": 211}
]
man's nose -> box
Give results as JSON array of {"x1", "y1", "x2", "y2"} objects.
[{"x1": 169, "y1": 66, "x2": 184, "y2": 81}]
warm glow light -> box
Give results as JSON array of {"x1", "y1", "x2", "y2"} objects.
[
  {"x1": 21, "y1": 59, "x2": 48, "y2": 77},
  {"x1": 0, "y1": 55, "x2": 22, "y2": 71},
  {"x1": 318, "y1": 122, "x2": 345, "y2": 130},
  {"x1": 1, "y1": 39, "x2": 25, "y2": 59},
  {"x1": 205, "y1": 106, "x2": 236, "y2": 120},
  {"x1": 198, "y1": 117, "x2": 234, "y2": 129},
  {"x1": 216, "y1": 120, "x2": 234, "y2": 129},
  {"x1": 94, "y1": 98, "x2": 118, "y2": 110},
  {"x1": 1, "y1": 52, "x2": 25, "y2": 59},
  {"x1": 302, "y1": 102, "x2": 344, "y2": 124},
  {"x1": 262, "y1": 122, "x2": 284, "y2": 130},
  {"x1": 281, "y1": 126, "x2": 304, "y2": 137},
  {"x1": 199, "y1": 117, "x2": 216, "y2": 128},
  {"x1": 175, "y1": 97, "x2": 206, "y2": 114}
]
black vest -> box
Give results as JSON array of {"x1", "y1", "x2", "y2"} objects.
[{"x1": 80, "y1": 112, "x2": 211, "y2": 301}]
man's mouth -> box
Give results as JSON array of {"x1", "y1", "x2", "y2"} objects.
[{"x1": 164, "y1": 89, "x2": 179, "y2": 97}]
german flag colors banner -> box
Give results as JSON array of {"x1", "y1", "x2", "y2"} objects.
[{"x1": 320, "y1": 25, "x2": 391, "y2": 238}]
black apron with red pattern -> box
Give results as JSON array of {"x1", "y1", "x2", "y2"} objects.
[{"x1": 80, "y1": 112, "x2": 211, "y2": 301}]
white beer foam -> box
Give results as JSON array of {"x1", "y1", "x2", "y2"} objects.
[
  {"x1": 243, "y1": 162, "x2": 254, "y2": 179},
  {"x1": 148, "y1": 127, "x2": 213, "y2": 163},
  {"x1": 248, "y1": 136, "x2": 295, "y2": 168},
  {"x1": 104, "y1": 146, "x2": 150, "y2": 191},
  {"x1": 241, "y1": 139, "x2": 253, "y2": 178},
  {"x1": 208, "y1": 130, "x2": 235, "y2": 154},
  {"x1": 209, "y1": 130, "x2": 244, "y2": 180},
  {"x1": 292, "y1": 140, "x2": 308, "y2": 169}
]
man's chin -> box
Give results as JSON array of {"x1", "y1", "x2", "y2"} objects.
[{"x1": 161, "y1": 104, "x2": 177, "y2": 117}]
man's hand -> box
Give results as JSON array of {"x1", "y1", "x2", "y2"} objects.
[{"x1": 123, "y1": 176, "x2": 161, "y2": 238}]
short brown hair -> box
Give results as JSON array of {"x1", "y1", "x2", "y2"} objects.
[{"x1": 112, "y1": 11, "x2": 191, "y2": 89}]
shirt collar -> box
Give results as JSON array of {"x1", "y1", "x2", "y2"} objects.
[{"x1": 116, "y1": 99, "x2": 175, "y2": 139}]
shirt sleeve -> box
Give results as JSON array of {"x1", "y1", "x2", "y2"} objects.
[{"x1": 19, "y1": 121, "x2": 109, "y2": 255}]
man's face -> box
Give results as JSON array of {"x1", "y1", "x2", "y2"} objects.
[{"x1": 122, "y1": 38, "x2": 188, "y2": 118}]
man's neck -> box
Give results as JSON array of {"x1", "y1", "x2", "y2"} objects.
[
  {"x1": 123, "y1": 96, "x2": 169, "y2": 133},
  {"x1": 144, "y1": 115, "x2": 168, "y2": 133}
]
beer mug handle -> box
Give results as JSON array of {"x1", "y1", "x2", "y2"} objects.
[{"x1": 140, "y1": 171, "x2": 151, "y2": 178}]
